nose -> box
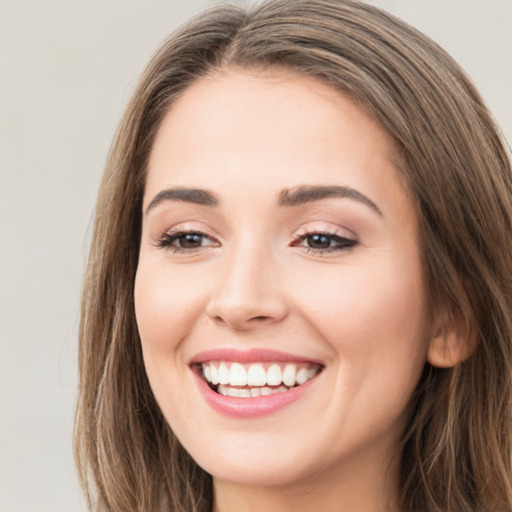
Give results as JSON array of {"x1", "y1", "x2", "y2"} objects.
[{"x1": 206, "y1": 245, "x2": 289, "y2": 331}]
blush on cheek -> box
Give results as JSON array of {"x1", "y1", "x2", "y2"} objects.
[
  {"x1": 301, "y1": 259, "x2": 427, "y2": 359},
  {"x1": 135, "y1": 268, "x2": 208, "y2": 359},
  {"x1": 134, "y1": 273, "x2": 172, "y2": 354}
]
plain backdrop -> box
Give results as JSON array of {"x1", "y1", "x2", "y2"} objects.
[{"x1": 0, "y1": 1, "x2": 510, "y2": 511}]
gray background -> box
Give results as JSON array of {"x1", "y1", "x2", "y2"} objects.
[{"x1": 1, "y1": 1, "x2": 510, "y2": 511}]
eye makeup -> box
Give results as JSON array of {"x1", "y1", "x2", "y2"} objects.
[
  {"x1": 291, "y1": 229, "x2": 358, "y2": 255},
  {"x1": 155, "y1": 229, "x2": 220, "y2": 253}
]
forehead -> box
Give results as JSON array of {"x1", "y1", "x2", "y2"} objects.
[
  {"x1": 149, "y1": 68, "x2": 398, "y2": 157},
  {"x1": 145, "y1": 69, "x2": 411, "y2": 221}
]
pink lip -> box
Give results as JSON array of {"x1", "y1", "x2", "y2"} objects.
[
  {"x1": 190, "y1": 348, "x2": 323, "y2": 365},
  {"x1": 192, "y1": 369, "x2": 320, "y2": 418},
  {"x1": 190, "y1": 349, "x2": 324, "y2": 418}
]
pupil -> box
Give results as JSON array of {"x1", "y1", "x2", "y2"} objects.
[
  {"x1": 181, "y1": 233, "x2": 202, "y2": 248},
  {"x1": 309, "y1": 234, "x2": 330, "y2": 249}
]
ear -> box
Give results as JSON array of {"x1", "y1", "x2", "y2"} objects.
[{"x1": 427, "y1": 310, "x2": 477, "y2": 368}]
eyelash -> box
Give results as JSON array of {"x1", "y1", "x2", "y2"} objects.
[
  {"x1": 155, "y1": 229, "x2": 219, "y2": 253},
  {"x1": 292, "y1": 229, "x2": 358, "y2": 254},
  {"x1": 155, "y1": 229, "x2": 358, "y2": 255}
]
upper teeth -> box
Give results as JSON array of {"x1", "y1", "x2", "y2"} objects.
[{"x1": 201, "y1": 361, "x2": 320, "y2": 387}]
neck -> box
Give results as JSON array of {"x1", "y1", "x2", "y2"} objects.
[{"x1": 211, "y1": 448, "x2": 400, "y2": 512}]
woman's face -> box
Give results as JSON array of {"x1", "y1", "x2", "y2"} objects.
[{"x1": 135, "y1": 70, "x2": 432, "y2": 489}]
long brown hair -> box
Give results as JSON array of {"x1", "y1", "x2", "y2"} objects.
[{"x1": 75, "y1": 1, "x2": 512, "y2": 510}]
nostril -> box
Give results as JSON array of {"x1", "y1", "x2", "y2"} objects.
[
  {"x1": 207, "y1": 293, "x2": 289, "y2": 329},
  {"x1": 211, "y1": 313, "x2": 273, "y2": 330}
]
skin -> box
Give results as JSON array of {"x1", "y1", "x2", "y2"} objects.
[{"x1": 135, "y1": 69, "x2": 443, "y2": 512}]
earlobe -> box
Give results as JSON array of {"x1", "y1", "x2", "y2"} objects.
[{"x1": 426, "y1": 312, "x2": 477, "y2": 368}]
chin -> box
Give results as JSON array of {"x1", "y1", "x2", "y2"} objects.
[{"x1": 199, "y1": 452, "x2": 314, "y2": 488}]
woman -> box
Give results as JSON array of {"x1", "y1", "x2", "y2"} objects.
[{"x1": 74, "y1": 1, "x2": 512, "y2": 511}]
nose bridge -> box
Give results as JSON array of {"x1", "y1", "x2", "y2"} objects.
[{"x1": 207, "y1": 236, "x2": 287, "y2": 329}]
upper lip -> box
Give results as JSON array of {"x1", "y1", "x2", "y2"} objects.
[{"x1": 190, "y1": 348, "x2": 324, "y2": 366}]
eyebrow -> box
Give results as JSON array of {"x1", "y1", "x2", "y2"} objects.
[
  {"x1": 145, "y1": 184, "x2": 382, "y2": 216},
  {"x1": 145, "y1": 187, "x2": 219, "y2": 214},
  {"x1": 278, "y1": 185, "x2": 382, "y2": 216}
]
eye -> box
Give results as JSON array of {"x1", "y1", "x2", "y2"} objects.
[
  {"x1": 293, "y1": 230, "x2": 358, "y2": 254},
  {"x1": 156, "y1": 230, "x2": 219, "y2": 252}
]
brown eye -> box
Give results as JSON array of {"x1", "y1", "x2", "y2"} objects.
[
  {"x1": 306, "y1": 234, "x2": 332, "y2": 249},
  {"x1": 157, "y1": 231, "x2": 219, "y2": 252},
  {"x1": 293, "y1": 231, "x2": 358, "y2": 254},
  {"x1": 176, "y1": 233, "x2": 204, "y2": 248}
]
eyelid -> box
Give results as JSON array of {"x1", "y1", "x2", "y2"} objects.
[
  {"x1": 290, "y1": 224, "x2": 359, "y2": 255},
  {"x1": 155, "y1": 220, "x2": 219, "y2": 239},
  {"x1": 151, "y1": 220, "x2": 358, "y2": 255},
  {"x1": 155, "y1": 228, "x2": 220, "y2": 253},
  {"x1": 293, "y1": 221, "x2": 357, "y2": 240},
  {"x1": 152, "y1": 220, "x2": 221, "y2": 250}
]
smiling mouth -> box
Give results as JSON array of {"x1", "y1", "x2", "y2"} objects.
[{"x1": 195, "y1": 361, "x2": 323, "y2": 397}]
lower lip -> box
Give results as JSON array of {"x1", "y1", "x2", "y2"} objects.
[{"x1": 193, "y1": 370, "x2": 319, "y2": 418}]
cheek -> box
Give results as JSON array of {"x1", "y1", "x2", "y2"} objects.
[
  {"x1": 133, "y1": 261, "x2": 211, "y2": 420},
  {"x1": 134, "y1": 261, "x2": 207, "y2": 358},
  {"x1": 295, "y1": 256, "x2": 429, "y2": 439},
  {"x1": 291, "y1": 253, "x2": 429, "y2": 374}
]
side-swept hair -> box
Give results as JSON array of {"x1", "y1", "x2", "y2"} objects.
[{"x1": 75, "y1": 1, "x2": 512, "y2": 510}]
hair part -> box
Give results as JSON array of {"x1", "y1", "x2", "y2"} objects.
[{"x1": 75, "y1": 1, "x2": 512, "y2": 510}]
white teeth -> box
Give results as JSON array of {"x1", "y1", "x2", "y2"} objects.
[
  {"x1": 295, "y1": 367, "x2": 310, "y2": 385},
  {"x1": 229, "y1": 363, "x2": 247, "y2": 386},
  {"x1": 200, "y1": 361, "x2": 321, "y2": 389},
  {"x1": 211, "y1": 365, "x2": 219, "y2": 385},
  {"x1": 218, "y1": 363, "x2": 230, "y2": 385},
  {"x1": 307, "y1": 366, "x2": 318, "y2": 380},
  {"x1": 282, "y1": 364, "x2": 296, "y2": 387},
  {"x1": 247, "y1": 364, "x2": 267, "y2": 386},
  {"x1": 227, "y1": 387, "x2": 240, "y2": 397},
  {"x1": 266, "y1": 364, "x2": 282, "y2": 386},
  {"x1": 217, "y1": 384, "x2": 290, "y2": 397}
]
